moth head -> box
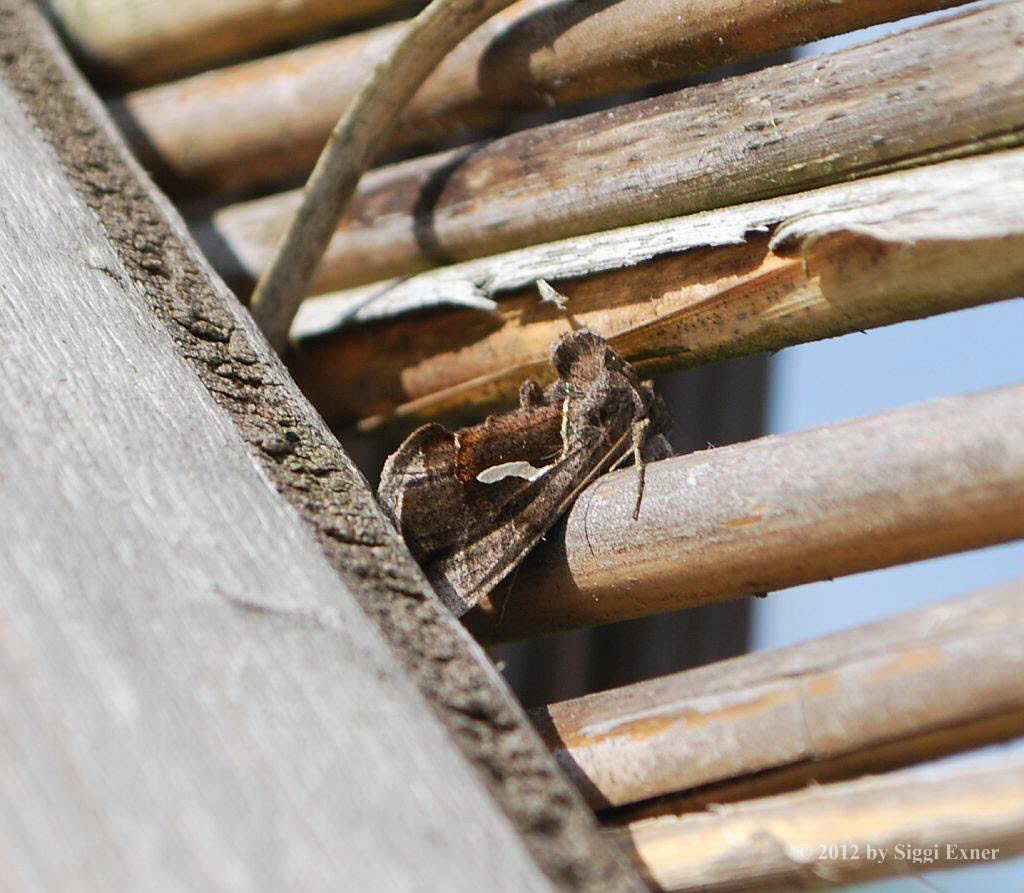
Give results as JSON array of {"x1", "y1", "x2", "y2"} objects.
[
  {"x1": 551, "y1": 329, "x2": 605, "y2": 379},
  {"x1": 551, "y1": 328, "x2": 638, "y2": 386}
]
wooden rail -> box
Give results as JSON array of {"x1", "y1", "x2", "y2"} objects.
[
  {"x1": 613, "y1": 756, "x2": 1024, "y2": 891},
  {"x1": 114, "y1": 0, "x2": 970, "y2": 194},
  {"x1": 26, "y1": 0, "x2": 1024, "y2": 887},
  {"x1": 0, "y1": 24, "x2": 559, "y2": 891},
  {"x1": 466, "y1": 383, "x2": 1024, "y2": 639},
  {"x1": 0, "y1": 3, "x2": 638, "y2": 887},
  {"x1": 532, "y1": 580, "x2": 1024, "y2": 809},
  {"x1": 288, "y1": 148, "x2": 1024, "y2": 428},
  {"x1": 196, "y1": 1, "x2": 1024, "y2": 294},
  {"x1": 46, "y1": 0, "x2": 414, "y2": 85}
]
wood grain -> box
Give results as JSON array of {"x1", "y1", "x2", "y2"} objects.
[
  {"x1": 198, "y1": 0, "x2": 1024, "y2": 294},
  {"x1": 0, "y1": 3, "x2": 641, "y2": 888},
  {"x1": 288, "y1": 147, "x2": 1024, "y2": 428},
  {"x1": 115, "y1": 0, "x2": 970, "y2": 195},
  {"x1": 467, "y1": 383, "x2": 1024, "y2": 640},
  {"x1": 0, "y1": 76, "x2": 553, "y2": 892},
  {"x1": 533, "y1": 580, "x2": 1024, "y2": 808},
  {"x1": 613, "y1": 756, "x2": 1024, "y2": 891}
]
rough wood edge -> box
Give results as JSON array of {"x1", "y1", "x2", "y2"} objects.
[
  {"x1": 0, "y1": 77, "x2": 559, "y2": 890},
  {"x1": 0, "y1": 3, "x2": 640, "y2": 889}
]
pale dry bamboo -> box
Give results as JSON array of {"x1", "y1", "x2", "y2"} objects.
[
  {"x1": 199, "y1": 1, "x2": 1024, "y2": 297},
  {"x1": 47, "y1": 0, "x2": 413, "y2": 85},
  {"x1": 612, "y1": 711, "x2": 1024, "y2": 824},
  {"x1": 613, "y1": 756, "x2": 1024, "y2": 891},
  {"x1": 533, "y1": 580, "x2": 1024, "y2": 809}
]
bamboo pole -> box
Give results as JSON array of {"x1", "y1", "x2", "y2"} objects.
[
  {"x1": 114, "y1": 0, "x2": 971, "y2": 195},
  {"x1": 47, "y1": 0, "x2": 413, "y2": 86},
  {"x1": 613, "y1": 756, "x2": 1024, "y2": 891},
  {"x1": 286, "y1": 147, "x2": 1024, "y2": 428},
  {"x1": 196, "y1": 1, "x2": 1024, "y2": 295},
  {"x1": 612, "y1": 711, "x2": 1024, "y2": 824},
  {"x1": 531, "y1": 580, "x2": 1024, "y2": 809},
  {"x1": 465, "y1": 384, "x2": 1024, "y2": 640}
]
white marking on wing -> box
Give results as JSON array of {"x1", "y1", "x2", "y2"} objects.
[{"x1": 476, "y1": 460, "x2": 554, "y2": 484}]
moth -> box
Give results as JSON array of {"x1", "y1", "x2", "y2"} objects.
[{"x1": 378, "y1": 329, "x2": 672, "y2": 617}]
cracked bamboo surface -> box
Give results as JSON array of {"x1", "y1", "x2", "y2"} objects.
[
  {"x1": 613, "y1": 756, "x2": 1024, "y2": 891},
  {"x1": 466, "y1": 383, "x2": 1024, "y2": 640},
  {"x1": 114, "y1": 0, "x2": 970, "y2": 195},
  {"x1": 532, "y1": 580, "x2": 1024, "y2": 809},
  {"x1": 196, "y1": 1, "x2": 1024, "y2": 296},
  {"x1": 612, "y1": 711, "x2": 1024, "y2": 826},
  {"x1": 288, "y1": 148, "x2": 1024, "y2": 429}
]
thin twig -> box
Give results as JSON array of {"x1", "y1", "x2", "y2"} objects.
[{"x1": 249, "y1": 0, "x2": 517, "y2": 354}]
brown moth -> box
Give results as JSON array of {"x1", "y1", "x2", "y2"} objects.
[{"x1": 377, "y1": 330, "x2": 672, "y2": 616}]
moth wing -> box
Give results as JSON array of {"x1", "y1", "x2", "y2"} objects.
[
  {"x1": 375, "y1": 421, "x2": 543, "y2": 614},
  {"x1": 378, "y1": 423, "x2": 479, "y2": 602},
  {"x1": 378, "y1": 423, "x2": 455, "y2": 522},
  {"x1": 378, "y1": 332, "x2": 654, "y2": 617},
  {"x1": 427, "y1": 427, "x2": 620, "y2": 615}
]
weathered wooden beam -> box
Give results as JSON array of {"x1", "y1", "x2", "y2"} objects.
[
  {"x1": 197, "y1": 0, "x2": 1024, "y2": 295},
  {"x1": 288, "y1": 147, "x2": 1024, "y2": 428},
  {"x1": 612, "y1": 756, "x2": 1024, "y2": 891},
  {"x1": 0, "y1": 73, "x2": 557, "y2": 893},
  {"x1": 0, "y1": 3, "x2": 639, "y2": 889},
  {"x1": 115, "y1": 0, "x2": 971, "y2": 195},
  {"x1": 46, "y1": 0, "x2": 414, "y2": 86},
  {"x1": 531, "y1": 580, "x2": 1024, "y2": 809},
  {"x1": 466, "y1": 383, "x2": 1024, "y2": 640}
]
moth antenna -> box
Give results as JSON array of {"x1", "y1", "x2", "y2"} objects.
[
  {"x1": 631, "y1": 418, "x2": 651, "y2": 520},
  {"x1": 608, "y1": 447, "x2": 633, "y2": 473},
  {"x1": 633, "y1": 462, "x2": 647, "y2": 521}
]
